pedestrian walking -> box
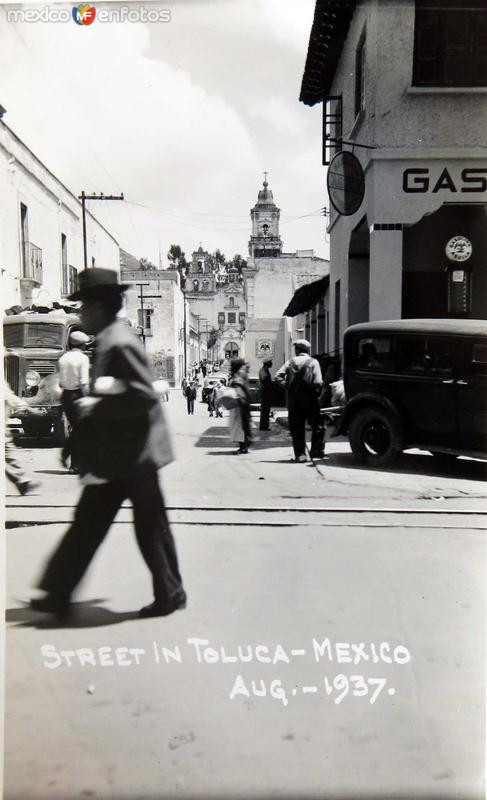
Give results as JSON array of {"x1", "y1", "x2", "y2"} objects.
[
  {"x1": 228, "y1": 358, "x2": 252, "y2": 454},
  {"x1": 4, "y1": 382, "x2": 41, "y2": 495},
  {"x1": 185, "y1": 381, "x2": 197, "y2": 415},
  {"x1": 58, "y1": 330, "x2": 91, "y2": 471},
  {"x1": 258, "y1": 356, "x2": 273, "y2": 431},
  {"x1": 30, "y1": 268, "x2": 186, "y2": 619},
  {"x1": 211, "y1": 380, "x2": 225, "y2": 418},
  {"x1": 275, "y1": 339, "x2": 325, "y2": 462}
]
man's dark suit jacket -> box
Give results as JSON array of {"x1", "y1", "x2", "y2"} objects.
[{"x1": 74, "y1": 320, "x2": 174, "y2": 481}]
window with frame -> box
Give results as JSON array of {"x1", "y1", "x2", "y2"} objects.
[
  {"x1": 354, "y1": 30, "x2": 366, "y2": 118},
  {"x1": 466, "y1": 341, "x2": 487, "y2": 376},
  {"x1": 61, "y1": 233, "x2": 68, "y2": 295},
  {"x1": 138, "y1": 308, "x2": 153, "y2": 334},
  {"x1": 355, "y1": 337, "x2": 397, "y2": 372},
  {"x1": 400, "y1": 336, "x2": 455, "y2": 375},
  {"x1": 413, "y1": 2, "x2": 487, "y2": 87},
  {"x1": 227, "y1": 312, "x2": 236, "y2": 324}
]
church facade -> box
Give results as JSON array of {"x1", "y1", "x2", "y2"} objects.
[{"x1": 184, "y1": 246, "x2": 246, "y2": 362}]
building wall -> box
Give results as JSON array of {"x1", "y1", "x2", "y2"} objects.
[
  {"x1": 123, "y1": 269, "x2": 185, "y2": 386},
  {"x1": 324, "y1": 0, "x2": 487, "y2": 355},
  {"x1": 245, "y1": 317, "x2": 290, "y2": 376},
  {"x1": 245, "y1": 255, "x2": 328, "y2": 319},
  {"x1": 0, "y1": 121, "x2": 119, "y2": 310}
]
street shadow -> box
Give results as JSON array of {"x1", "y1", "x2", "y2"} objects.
[
  {"x1": 257, "y1": 459, "x2": 316, "y2": 466},
  {"x1": 6, "y1": 599, "x2": 139, "y2": 629},
  {"x1": 195, "y1": 426, "x2": 290, "y2": 451},
  {"x1": 319, "y1": 449, "x2": 487, "y2": 483}
]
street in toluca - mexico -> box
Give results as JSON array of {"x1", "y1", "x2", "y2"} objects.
[{"x1": 4, "y1": 391, "x2": 487, "y2": 800}]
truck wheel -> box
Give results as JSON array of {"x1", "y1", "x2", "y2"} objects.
[
  {"x1": 349, "y1": 407, "x2": 402, "y2": 467},
  {"x1": 21, "y1": 418, "x2": 53, "y2": 437}
]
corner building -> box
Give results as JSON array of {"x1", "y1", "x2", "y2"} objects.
[{"x1": 300, "y1": 0, "x2": 487, "y2": 359}]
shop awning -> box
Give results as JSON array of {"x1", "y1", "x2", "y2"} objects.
[
  {"x1": 283, "y1": 276, "x2": 329, "y2": 317},
  {"x1": 300, "y1": 0, "x2": 357, "y2": 106}
]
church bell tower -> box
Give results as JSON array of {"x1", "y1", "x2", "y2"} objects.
[{"x1": 248, "y1": 174, "x2": 283, "y2": 259}]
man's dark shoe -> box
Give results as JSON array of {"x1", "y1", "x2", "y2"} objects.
[
  {"x1": 139, "y1": 592, "x2": 187, "y2": 619},
  {"x1": 310, "y1": 451, "x2": 325, "y2": 459},
  {"x1": 30, "y1": 594, "x2": 70, "y2": 616}
]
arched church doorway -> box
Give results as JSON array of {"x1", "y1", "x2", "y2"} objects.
[{"x1": 225, "y1": 341, "x2": 239, "y2": 359}]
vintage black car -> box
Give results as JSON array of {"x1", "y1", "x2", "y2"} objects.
[{"x1": 338, "y1": 319, "x2": 487, "y2": 466}]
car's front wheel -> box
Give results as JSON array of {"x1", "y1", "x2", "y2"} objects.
[{"x1": 349, "y1": 406, "x2": 402, "y2": 467}]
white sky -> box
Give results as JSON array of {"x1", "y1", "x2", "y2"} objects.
[{"x1": 0, "y1": 0, "x2": 329, "y2": 265}]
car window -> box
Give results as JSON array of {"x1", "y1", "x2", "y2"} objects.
[
  {"x1": 400, "y1": 337, "x2": 454, "y2": 376},
  {"x1": 465, "y1": 341, "x2": 487, "y2": 376},
  {"x1": 355, "y1": 337, "x2": 397, "y2": 371}
]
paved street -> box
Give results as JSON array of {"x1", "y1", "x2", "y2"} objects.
[{"x1": 4, "y1": 391, "x2": 487, "y2": 799}]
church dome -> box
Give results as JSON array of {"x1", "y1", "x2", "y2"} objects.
[{"x1": 256, "y1": 178, "x2": 275, "y2": 205}]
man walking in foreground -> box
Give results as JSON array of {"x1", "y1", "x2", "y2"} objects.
[
  {"x1": 30, "y1": 268, "x2": 186, "y2": 619},
  {"x1": 275, "y1": 339, "x2": 325, "y2": 463}
]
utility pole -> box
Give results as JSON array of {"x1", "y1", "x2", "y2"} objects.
[
  {"x1": 193, "y1": 314, "x2": 208, "y2": 363},
  {"x1": 135, "y1": 282, "x2": 160, "y2": 352},
  {"x1": 78, "y1": 191, "x2": 124, "y2": 271},
  {"x1": 196, "y1": 315, "x2": 201, "y2": 362}
]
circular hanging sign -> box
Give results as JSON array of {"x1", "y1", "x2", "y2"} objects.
[
  {"x1": 327, "y1": 151, "x2": 365, "y2": 216},
  {"x1": 445, "y1": 235, "x2": 472, "y2": 262}
]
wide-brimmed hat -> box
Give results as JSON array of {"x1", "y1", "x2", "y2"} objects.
[
  {"x1": 69, "y1": 268, "x2": 130, "y2": 301},
  {"x1": 262, "y1": 356, "x2": 273, "y2": 364},
  {"x1": 292, "y1": 338, "x2": 311, "y2": 352}
]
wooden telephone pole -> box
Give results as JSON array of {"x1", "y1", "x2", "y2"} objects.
[{"x1": 78, "y1": 191, "x2": 124, "y2": 270}]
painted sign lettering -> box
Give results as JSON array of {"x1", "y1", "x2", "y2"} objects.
[{"x1": 403, "y1": 168, "x2": 487, "y2": 194}]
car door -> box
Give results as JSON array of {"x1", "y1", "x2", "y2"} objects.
[
  {"x1": 456, "y1": 337, "x2": 487, "y2": 453},
  {"x1": 396, "y1": 335, "x2": 460, "y2": 447}
]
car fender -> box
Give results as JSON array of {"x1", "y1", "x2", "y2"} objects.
[{"x1": 337, "y1": 393, "x2": 403, "y2": 436}]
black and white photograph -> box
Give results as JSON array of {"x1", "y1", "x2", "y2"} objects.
[{"x1": 1, "y1": 0, "x2": 486, "y2": 798}]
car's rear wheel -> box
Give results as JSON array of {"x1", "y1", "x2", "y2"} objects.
[{"x1": 349, "y1": 407, "x2": 402, "y2": 467}]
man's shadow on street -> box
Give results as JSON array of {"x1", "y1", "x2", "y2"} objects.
[
  {"x1": 6, "y1": 599, "x2": 139, "y2": 629},
  {"x1": 196, "y1": 426, "x2": 290, "y2": 452}
]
